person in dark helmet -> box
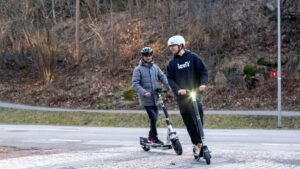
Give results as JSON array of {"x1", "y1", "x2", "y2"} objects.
[
  {"x1": 132, "y1": 47, "x2": 169, "y2": 145},
  {"x1": 166, "y1": 35, "x2": 208, "y2": 158}
]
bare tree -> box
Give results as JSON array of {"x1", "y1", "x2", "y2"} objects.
[
  {"x1": 86, "y1": 0, "x2": 99, "y2": 19},
  {"x1": 52, "y1": 0, "x2": 57, "y2": 24},
  {"x1": 135, "y1": 0, "x2": 140, "y2": 11},
  {"x1": 128, "y1": 0, "x2": 134, "y2": 18},
  {"x1": 167, "y1": 0, "x2": 176, "y2": 32},
  {"x1": 24, "y1": 0, "x2": 29, "y2": 19},
  {"x1": 75, "y1": 0, "x2": 80, "y2": 62},
  {"x1": 146, "y1": 0, "x2": 156, "y2": 18},
  {"x1": 188, "y1": 0, "x2": 199, "y2": 19},
  {"x1": 109, "y1": 0, "x2": 116, "y2": 69},
  {"x1": 96, "y1": 0, "x2": 100, "y2": 16},
  {"x1": 99, "y1": 0, "x2": 109, "y2": 13}
]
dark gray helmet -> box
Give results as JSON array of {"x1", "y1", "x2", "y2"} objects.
[{"x1": 140, "y1": 47, "x2": 153, "y2": 55}]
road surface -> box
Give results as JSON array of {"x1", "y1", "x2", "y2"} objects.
[{"x1": 0, "y1": 125, "x2": 299, "y2": 169}]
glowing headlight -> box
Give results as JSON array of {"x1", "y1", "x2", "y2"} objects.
[{"x1": 190, "y1": 91, "x2": 196, "y2": 98}]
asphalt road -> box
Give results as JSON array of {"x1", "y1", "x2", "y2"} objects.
[{"x1": 0, "y1": 125, "x2": 299, "y2": 169}]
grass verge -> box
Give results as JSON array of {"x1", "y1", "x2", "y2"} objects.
[{"x1": 0, "y1": 108, "x2": 299, "y2": 129}]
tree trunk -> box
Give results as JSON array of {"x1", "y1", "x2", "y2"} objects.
[
  {"x1": 135, "y1": 0, "x2": 140, "y2": 10},
  {"x1": 102, "y1": 0, "x2": 108, "y2": 13},
  {"x1": 96, "y1": 0, "x2": 100, "y2": 16},
  {"x1": 168, "y1": 0, "x2": 176, "y2": 32},
  {"x1": 109, "y1": 0, "x2": 116, "y2": 68},
  {"x1": 128, "y1": 0, "x2": 134, "y2": 18},
  {"x1": 146, "y1": 0, "x2": 155, "y2": 18},
  {"x1": 52, "y1": 0, "x2": 57, "y2": 24},
  {"x1": 75, "y1": 0, "x2": 80, "y2": 62},
  {"x1": 24, "y1": 0, "x2": 29, "y2": 19}
]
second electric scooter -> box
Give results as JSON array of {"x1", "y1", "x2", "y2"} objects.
[{"x1": 140, "y1": 88, "x2": 182, "y2": 155}]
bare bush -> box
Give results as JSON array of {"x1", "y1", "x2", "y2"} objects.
[{"x1": 24, "y1": 25, "x2": 56, "y2": 84}]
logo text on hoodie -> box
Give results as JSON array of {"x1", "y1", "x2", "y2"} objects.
[{"x1": 177, "y1": 61, "x2": 190, "y2": 69}]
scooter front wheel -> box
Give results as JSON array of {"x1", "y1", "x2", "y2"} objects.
[
  {"x1": 203, "y1": 151, "x2": 211, "y2": 165},
  {"x1": 172, "y1": 139, "x2": 182, "y2": 155}
]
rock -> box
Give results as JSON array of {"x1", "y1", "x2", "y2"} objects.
[
  {"x1": 3, "y1": 52, "x2": 27, "y2": 69},
  {"x1": 214, "y1": 71, "x2": 227, "y2": 88},
  {"x1": 223, "y1": 66, "x2": 245, "y2": 87},
  {"x1": 255, "y1": 73, "x2": 265, "y2": 82},
  {"x1": 71, "y1": 84, "x2": 90, "y2": 98},
  {"x1": 287, "y1": 55, "x2": 300, "y2": 72},
  {"x1": 244, "y1": 76, "x2": 259, "y2": 90},
  {"x1": 208, "y1": 70, "x2": 216, "y2": 82}
]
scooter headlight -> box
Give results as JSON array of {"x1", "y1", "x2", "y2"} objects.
[{"x1": 190, "y1": 91, "x2": 196, "y2": 98}]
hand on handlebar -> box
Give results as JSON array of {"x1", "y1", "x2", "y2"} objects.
[
  {"x1": 144, "y1": 92, "x2": 151, "y2": 97},
  {"x1": 199, "y1": 85, "x2": 207, "y2": 91},
  {"x1": 179, "y1": 86, "x2": 206, "y2": 95},
  {"x1": 178, "y1": 89, "x2": 187, "y2": 95}
]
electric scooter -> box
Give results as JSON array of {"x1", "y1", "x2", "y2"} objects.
[
  {"x1": 188, "y1": 90, "x2": 212, "y2": 165},
  {"x1": 140, "y1": 88, "x2": 182, "y2": 155}
]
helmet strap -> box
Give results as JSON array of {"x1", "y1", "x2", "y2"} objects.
[{"x1": 175, "y1": 45, "x2": 183, "y2": 56}]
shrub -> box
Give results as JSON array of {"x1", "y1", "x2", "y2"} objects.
[
  {"x1": 243, "y1": 64, "x2": 256, "y2": 77},
  {"x1": 257, "y1": 58, "x2": 267, "y2": 65},
  {"x1": 122, "y1": 87, "x2": 137, "y2": 101}
]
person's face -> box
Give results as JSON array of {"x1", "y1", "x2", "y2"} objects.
[
  {"x1": 142, "y1": 54, "x2": 153, "y2": 62},
  {"x1": 168, "y1": 45, "x2": 180, "y2": 55}
]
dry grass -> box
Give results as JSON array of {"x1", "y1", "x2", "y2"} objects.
[
  {"x1": 25, "y1": 28, "x2": 56, "y2": 84},
  {"x1": 0, "y1": 108, "x2": 299, "y2": 129}
]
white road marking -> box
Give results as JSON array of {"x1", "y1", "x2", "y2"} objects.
[
  {"x1": 49, "y1": 139, "x2": 82, "y2": 142},
  {"x1": 261, "y1": 143, "x2": 300, "y2": 147},
  {"x1": 5, "y1": 127, "x2": 77, "y2": 132},
  {"x1": 83, "y1": 140, "x2": 134, "y2": 146},
  {"x1": 207, "y1": 132, "x2": 249, "y2": 136}
]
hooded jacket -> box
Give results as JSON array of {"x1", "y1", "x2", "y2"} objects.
[{"x1": 167, "y1": 50, "x2": 208, "y2": 100}]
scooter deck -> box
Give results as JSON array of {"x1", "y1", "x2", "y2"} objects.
[{"x1": 140, "y1": 137, "x2": 172, "y2": 149}]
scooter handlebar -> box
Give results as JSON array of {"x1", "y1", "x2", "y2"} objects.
[{"x1": 154, "y1": 88, "x2": 168, "y2": 94}]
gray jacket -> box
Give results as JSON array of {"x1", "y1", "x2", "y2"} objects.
[{"x1": 132, "y1": 60, "x2": 169, "y2": 106}]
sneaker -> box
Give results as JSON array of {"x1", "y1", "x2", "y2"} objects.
[
  {"x1": 147, "y1": 137, "x2": 154, "y2": 143},
  {"x1": 193, "y1": 143, "x2": 202, "y2": 159},
  {"x1": 152, "y1": 138, "x2": 164, "y2": 145}
]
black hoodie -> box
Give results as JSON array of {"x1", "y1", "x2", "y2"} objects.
[{"x1": 167, "y1": 50, "x2": 208, "y2": 99}]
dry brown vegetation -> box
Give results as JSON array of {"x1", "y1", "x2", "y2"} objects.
[{"x1": 0, "y1": 0, "x2": 299, "y2": 110}]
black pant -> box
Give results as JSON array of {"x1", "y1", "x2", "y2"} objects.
[
  {"x1": 178, "y1": 98, "x2": 204, "y2": 145},
  {"x1": 144, "y1": 106, "x2": 159, "y2": 139}
]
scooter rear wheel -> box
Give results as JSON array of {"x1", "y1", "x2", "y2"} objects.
[
  {"x1": 142, "y1": 146, "x2": 150, "y2": 151},
  {"x1": 172, "y1": 139, "x2": 182, "y2": 155}
]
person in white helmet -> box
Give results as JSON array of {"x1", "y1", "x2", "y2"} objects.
[{"x1": 166, "y1": 35, "x2": 208, "y2": 158}]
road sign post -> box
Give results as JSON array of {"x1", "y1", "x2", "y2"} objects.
[{"x1": 277, "y1": 0, "x2": 282, "y2": 128}]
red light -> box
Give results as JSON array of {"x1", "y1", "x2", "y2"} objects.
[{"x1": 271, "y1": 71, "x2": 278, "y2": 77}]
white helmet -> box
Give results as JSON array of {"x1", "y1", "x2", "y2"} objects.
[{"x1": 167, "y1": 35, "x2": 185, "y2": 47}]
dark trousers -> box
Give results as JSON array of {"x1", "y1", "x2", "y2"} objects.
[
  {"x1": 178, "y1": 98, "x2": 204, "y2": 145},
  {"x1": 144, "y1": 106, "x2": 159, "y2": 139}
]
